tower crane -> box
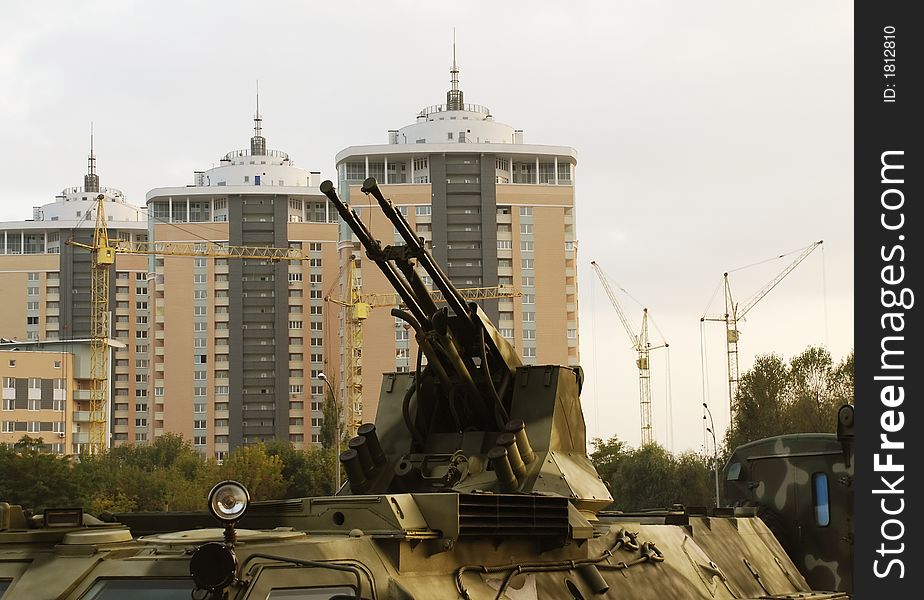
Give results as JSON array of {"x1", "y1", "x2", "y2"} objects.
[
  {"x1": 590, "y1": 261, "x2": 667, "y2": 446},
  {"x1": 701, "y1": 240, "x2": 823, "y2": 425},
  {"x1": 326, "y1": 257, "x2": 520, "y2": 439},
  {"x1": 68, "y1": 194, "x2": 316, "y2": 454}
]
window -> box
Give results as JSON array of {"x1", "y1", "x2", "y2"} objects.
[
  {"x1": 415, "y1": 205, "x2": 432, "y2": 216},
  {"x1": 194, "y1": 420, "x2": 207, "y2": 429},
  {"x1": 310, "y1": 290, "x2": 322, "y2": 299},
  {"x1": 500, "y1": 328, "x2": 514, "y2": 339},
  {"x1": 522, "y1": 294, "x2": 535, "y2": 304},
  {"x1": 813, "y1": 473, "x2": 831, "y2": 526},
  {"x1": 520, "y1": 224, "x2": 533, "y2": 235},
  {"x1": 309, "y1": 258, "x2": 322, "y2": 267},
  {"x1": 520, "y1": 241, "x2": 534, "y2": 251},
  {"x1": 289, "y1": 320, "x2": 303, "y2": 329},
  {"x1": 309, "y1": 242, "x2": 322, "y2": 252},
  {"x1": 288, "y1": 272, "x2": 302, "y2": 282},
  {"x1": 523, "y1": 330, "x2": 536, "y2": 340},
  {"x1": 522, "y1": 276, "x2": 535, "y2": 287},
  {"x1": 523, "y1": 347, "x2": 537, "y2": 358},
  {"x1": 135, "y1": 418, "x2": 148, "y2": 427},
  {"x1": 519, "y1": 206, "x2": 533, "y2": 216},
  {"x1": 194, "y1": 436, "x2": 206, "y2": 445},
  {"x1": 497, "y1": 240, "x2": 512, "y2": 250},
  {"x1": 215, "y1": 386, "x2": 229, "y2": 395},
  {"x1": 567, "y1": 328, "x2": 577, "y2": 339},
  {"x1": 521, "y1": 259, "x2": 535, "y2": 270},
  {"x1": 194, "y1": 274, "x2": 206, "y2": 284},
  {"x1": 523, "y1": 312, "x2": 535, "y2": 322},
  {"x1": 309, "y1": 274, "x2": 322, "y2": 284}
]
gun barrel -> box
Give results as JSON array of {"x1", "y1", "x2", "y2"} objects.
[
  {"x1": 361, "y1": 178, "x2": 473, "y2": 326},
  {"x1": 320, "y1": 180, "x2": 431, "y2": 329}
]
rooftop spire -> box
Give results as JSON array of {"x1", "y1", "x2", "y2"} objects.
[
  {"x1": 251, "y1": 81, "x2": 266, "y2": 155},
  {"x1": 84, "y1": 123, "x2": 100, "y2": 193},
  {"x1": 446, "y1": 29, "x2": 464, "y2": 110}
]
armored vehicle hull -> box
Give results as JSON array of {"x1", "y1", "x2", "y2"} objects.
[{"x1": 0, "y1": 496, "x2": 848, "y2": 599}]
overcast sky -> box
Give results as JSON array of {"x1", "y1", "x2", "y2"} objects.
[{"x1": 0, "y1": 1, "x2": 853, "y2": 453}]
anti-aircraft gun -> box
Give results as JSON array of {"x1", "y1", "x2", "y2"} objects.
[{"x1": 320, "y1": 177, "x2": 612, "y2": 510}]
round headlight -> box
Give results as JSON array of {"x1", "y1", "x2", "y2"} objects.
[
  {"x1": 190, "y1": 542, "x2": 237, "y2": 590},
  {"x1": 208, "y1": 480, "x2": 250, "y2": 523}
]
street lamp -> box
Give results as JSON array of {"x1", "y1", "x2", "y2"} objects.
[
  {"x1": 318, "y1": 372, "x2": 340, "y2": 491},
  {"x1": 703, "y1": 402, "x2": 720, "y2": 508}
]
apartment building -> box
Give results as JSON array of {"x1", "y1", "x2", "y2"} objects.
[{"x1": 145, "y1": 107, "x2": 340, "y2": 459}]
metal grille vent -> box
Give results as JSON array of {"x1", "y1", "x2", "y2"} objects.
[
  {"x1": 248, "y1": 499, "x2": 305, "y2": 514},
  {"x1": 458, "y1": 494, "x2": 569, "y2": 539}
]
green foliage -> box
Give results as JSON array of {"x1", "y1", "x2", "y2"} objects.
[
  {"x1": 725, "y1": 346, "x2": 854, "y2": 452},
  {"x1": 219, "y1": 444, "x2": 287, "y2": 500},
  {"x1": 265, "y1": 440, "x2": 335, "y2": 497},
  {"x1": 1, "y1": 434, "x2": 338, "y2": 513},
  {"x1": 590, "y1": 437, "x2": 715, "y2": 511},
  {"x1": 319, "y1": 382, "x2": 341, "y2": 451}
]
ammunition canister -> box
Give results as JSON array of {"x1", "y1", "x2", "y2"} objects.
[
  {"x1": 340, "y1": 449, "x2": 369, "y2": 494},
  {"x1": 348, "y1": 436, "x2": 376, "y2": 476},
  {"x1": 487, "y1": 446, "x2": 518, "y2": 492},
  {"x1": 358, "y1": 423, "x2": 387, "y2": 466},
  {"x1": 497, "y1": 432, "x2": 527, "y2": 481},
  {"x1": 505, "y1": 418, "x2": 536, "y2": 464}
]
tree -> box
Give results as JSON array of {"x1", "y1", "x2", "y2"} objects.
[
  {"x1": 319, "y1": 383, "x2": 341, "y2": 451},
  {"x1": 590, "y1": 438, "x2": 714, "y2": 511},
  {"x1": 724, "y1": 346, "x2": 854, "y2": 452},
  {"x1": 220, "y1": 443, "x2": 286, "y2": 500},
  {"x1": 265, "y1": 440, "x2": 335, "y2": 497},
  {"x1": 0, "y1": 436, "x2": 80, "y2": 510}
]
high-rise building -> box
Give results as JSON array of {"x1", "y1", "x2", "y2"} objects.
[
  {"x1": 145, "y1": 102, "x2": 340, "y2": 459},
  {"x1": 0, "y1": 142, "x2": 149, "y2": 452},
  {"x1": 334, "y1": 52, "x2": 580, "y2": 424}
]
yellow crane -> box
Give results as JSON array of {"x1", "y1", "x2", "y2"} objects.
[
  {"x1": 701, "y1": 240, "x2": 823, "y2": 425},
  {"x1": 590, "y1": 261, "x2": 667, "y2": 446},
  {"x1": 68, "y1": 194, "x2": 313, "y2": 454},
  {"x1": 326, "y1": 257, "x2": 520, "y2": 439}
]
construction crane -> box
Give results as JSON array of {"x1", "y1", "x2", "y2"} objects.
[
  {"x1": 701, "y1": 240, "x2": 823, "y2": 425},
  {"x1": 590, "y1": 261, "x2": 667, "y2": 446},
  {"x1": 326, "y1": 257, "x2": 520, "y2": 438},
  {"x1": 68, "y1": 194, "x2": 314, "y2": 454}
]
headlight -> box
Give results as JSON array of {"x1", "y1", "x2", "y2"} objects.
[
  {"x1": 190, "y1": 542, "x2": 237, "y2": 590},
  {"x1": 208, "y1": 481, "x2": 250, "y2": 523}
]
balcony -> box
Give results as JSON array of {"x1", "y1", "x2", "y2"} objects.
[{"x1": 72, "y1": 411, "x2": 91, "y2": 422}]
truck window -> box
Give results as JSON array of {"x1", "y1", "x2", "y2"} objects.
[
  {"x1": 812, "y1": 472, "x2": 830, "y2": 527},
  {"x1": 80, "y1": 578, "x2": 194, "y2": 600}
]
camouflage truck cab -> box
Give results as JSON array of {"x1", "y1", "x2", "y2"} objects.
[{"x1": 723, "y1": 406, "x2": 854, "y2": 593}]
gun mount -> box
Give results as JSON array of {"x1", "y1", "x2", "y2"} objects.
[{"x1": 320, "y1": 178, "x2": 611, "y2": 510}]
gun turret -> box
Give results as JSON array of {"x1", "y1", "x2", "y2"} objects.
[{"x1": 321, "y1": 179, "x2": 611, "y2": 510}]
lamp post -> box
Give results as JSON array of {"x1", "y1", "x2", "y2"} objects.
[
  {"x1": 703, "y1": 402, "x2": 720, "y2": 508},
  {"x1": 318, "y1": 373, "x2": 340, "y2": 491}
]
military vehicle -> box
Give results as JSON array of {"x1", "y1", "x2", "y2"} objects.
[
  {"x1": 723, "y1": 404, "x2": 854, "y2": 594},
  {"x1": 0, "y1": 179, "x2": 849, "y2": 599}
]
